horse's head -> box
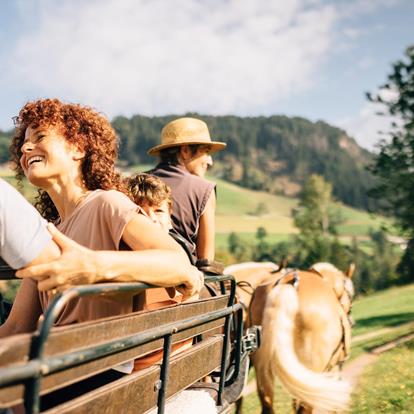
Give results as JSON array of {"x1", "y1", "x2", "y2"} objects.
[{"x1": 310, "y1": 262, "x2": 355, "y2": 314}]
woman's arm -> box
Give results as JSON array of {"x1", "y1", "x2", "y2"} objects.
[
  {"x1": 0, "y1": 238, "x2": 61, "y2": 337},
  {"x1": 16, "y1": 217, "x2": 203, "y2": 300},
  {"x1": 0, "y1": 277, "x2": 42, "y2": 337},
  {"x1": 101, "y1": 214, "x2": 203, "y2": 294},
  {"x1": 196, "y1": 191, "x2": 216, "y2": 261}
]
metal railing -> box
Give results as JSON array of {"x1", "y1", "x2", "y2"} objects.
[{"x1": 0, "y1": 271, "x2": 244, "y2": 414}]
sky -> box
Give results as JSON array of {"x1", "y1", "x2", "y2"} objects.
[{"x1": 0, "y1": 0, "x2": 413, "y2": 151}]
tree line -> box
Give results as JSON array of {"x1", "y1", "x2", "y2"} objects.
[
  {"x1": 112, "y1": 114, "x2": 377, "y2": 210},
  {"x1": 1, "y1": 108, "x2": 377, "y2": 211},
  {"x1": 220, "y1": 174, "x2": 404, "y2": 295}
]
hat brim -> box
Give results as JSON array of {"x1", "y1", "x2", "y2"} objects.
[{"x1": 148, "y1": 141, "x2": 227, "y2": 156}]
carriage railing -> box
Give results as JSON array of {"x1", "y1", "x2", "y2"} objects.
[
  {"x1": 0, "y1": 263, "x2": 15, "y2": 280},
  {"x1": 0, "y1": 269, "x2": 244, "y2": 414}
]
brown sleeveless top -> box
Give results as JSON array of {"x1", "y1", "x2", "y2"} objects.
[{"x1": 149, "y1": 163, "x2": 215, "y2": 258}]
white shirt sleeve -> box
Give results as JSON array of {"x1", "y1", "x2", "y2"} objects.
[{"x1": 0, "y1": 179, "x2": 51, "y2": 269}]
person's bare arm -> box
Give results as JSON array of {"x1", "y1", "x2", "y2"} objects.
[
  {"x1": 0, "y1": 239, "x2": 60, "y2": 337},
  {"x1": 196, "y1": 191, "x2": 216, "y2": 261},
  {"x1": 16, "y1": 217, "x2": 203, "y2": 300},
  {"x1": 25, "y1": 238, "x2": 62, "y2": 268}
]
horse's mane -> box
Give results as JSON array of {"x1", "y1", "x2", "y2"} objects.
[
  {"x1": 224, "y1": 261, "x2": 279, "y2": 275},
  {"x1": 310, "y1": 262, "x2": 340, "y2": 274}
]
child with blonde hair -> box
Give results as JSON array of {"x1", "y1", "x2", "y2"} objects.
[{"x1": 127, "y1": 173, "x2": 173, "y2": 233}]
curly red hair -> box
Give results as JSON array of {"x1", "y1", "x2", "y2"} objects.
[{"x1": 10, "y1": 98, "x2": 129, "y2": 221}]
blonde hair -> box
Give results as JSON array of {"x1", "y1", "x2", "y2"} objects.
[{"x1": 127, "y1": 173, "x2": 172, "y2": 212}]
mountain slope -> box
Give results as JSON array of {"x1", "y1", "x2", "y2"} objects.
[{"x1": 113, "y1": 114, "x2": 377, "y2": 209}]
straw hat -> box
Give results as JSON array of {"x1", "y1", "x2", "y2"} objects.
[{"x1": 147, "y1": 117, "x2": 226, "y2": 156}]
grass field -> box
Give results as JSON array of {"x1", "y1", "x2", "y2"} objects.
[
  {"x1": 240, "y1": 283, "x2": 414, "y2": 413},
  {"x1": 351, "y1": 339, "x2": 414, "y2": 413},
  {"x1": 212, "y1": 177, "x2": 392, "y2": 251},
  {"x1": 351, "y1": 284, "x2": 414, "y2": 337},
  {"x1": 0, "y1": 169, "x2": 37, "y2": 201}
]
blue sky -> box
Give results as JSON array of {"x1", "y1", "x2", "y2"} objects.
[{"x1": 0, "y1": 0, "x2": 413, "y2": 150}]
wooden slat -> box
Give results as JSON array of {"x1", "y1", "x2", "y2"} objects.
[
  {"x1": 0, "y1": 295, "x2": 228, "y2": 407},
  {"x1": 39, "y1": 318, "x2": 223, "y2": 394},
  {"x1": 45, "y1": 335, "x2": 224, "y2": 414},
  {"x1": 0, "y1": 332, "x2": 31, "y2": 365},
  {"x1": 0, "y1": 295, "x2": 228, "y2": 366}
]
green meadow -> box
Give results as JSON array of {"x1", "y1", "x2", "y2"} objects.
[
  {"x1": 213, "y1": 177, "x2": 391, "y2": 250},
  {"x1": 351, "y1": 339, "x2": 414, "y2": 413},
  {"x1": 351, "y1": 283, "x2": 414, "y2": 337}
]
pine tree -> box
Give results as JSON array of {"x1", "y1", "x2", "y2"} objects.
[
  {"x1": 293, "y1": 175, "x2": 343, "y2": 266},
  {"x1": 368, "y1": 45, "x2": 414, "y2": 283}
]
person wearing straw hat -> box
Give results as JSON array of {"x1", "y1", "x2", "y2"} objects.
[{"x1": 147, "y1": 117, "x2": 226, "y2": 262}]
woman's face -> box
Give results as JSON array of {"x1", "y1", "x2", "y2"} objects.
[{"x1": 20, "y1": 125, "x2": 84, "y2": 188}]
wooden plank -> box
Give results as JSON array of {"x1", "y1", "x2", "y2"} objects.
[
  {"x1": 0, "y1": 332, "x2": 31, "y2": 365},
  {"x1": 0, "y1": 296, "x2": 228, "y2": 407},
  {"x1": 44, "y1": 336, "x2": 224, "y2": 414},
  {"x1": 0, "y1": 295, "x2": 228, "y2": 366},
  {"x1": 39, "y1": 318, "x2": 224, "y2": 394},
  {"x1": 44, "y1": 295, "x2": 228, "y2": 355},
  {"x1": 0, "y1": 333, "x2": 31, "y2": 409}
]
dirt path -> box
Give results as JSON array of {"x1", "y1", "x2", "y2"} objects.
[
  {"x1": 242, "y1": 325, "x2": 414, "y2": 397},
  {"x1": 343, "y1": 330, "x2": 414, "y2": 384},
  {"x1": 351, "y1": 320, "x2": 414, "y2": 344}
]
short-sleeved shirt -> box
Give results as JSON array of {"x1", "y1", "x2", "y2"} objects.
[
  {"x1": 38, "y1": 189, "x2": 139, "y2": 325},
  {"x1": 149, "y1": 163, "x2": 215, "y2": 258},
  {"x1": 0, "y1": 178, "x2": 51, "y2": 269},
  {"x1": 37, "y1": 189, "x2": 184, "y2": 373},
  {"x1": 38, "y1": 189, "x2": 181, "y2": 325}
]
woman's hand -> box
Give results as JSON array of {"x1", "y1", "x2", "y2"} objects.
[
  {"x1": 16, "y1": 223, "x2": 98, "y2": 291},
  {"x1": 177, "y1": 267, "x2": 204, "y2": 301}
]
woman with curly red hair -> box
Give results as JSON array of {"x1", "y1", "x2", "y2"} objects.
[{"x1": 5, "y1": 98, "x2": 202, "y2": 335}]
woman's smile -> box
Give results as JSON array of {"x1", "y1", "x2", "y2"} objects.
[{"x1": 20, "y1": 125, "x2": 82, "y2": 187}]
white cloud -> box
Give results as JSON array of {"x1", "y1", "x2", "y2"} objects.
[
  {"x1": 5, "y1": 0, "x2": 338, "y2": 119},
  {"x1": 336, "y1": 101, "x2": 398, "y2": 151}
]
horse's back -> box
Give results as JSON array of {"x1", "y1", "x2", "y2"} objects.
[
  {"x1": 297, "y1": 271, "x2": 341, "y2": 318},
  {"x1": 224, "y1": 262, "x2": 278, "y2": 285},
  {"x1": 226, "y1": 262, "x2": 279, "y2": 315}
]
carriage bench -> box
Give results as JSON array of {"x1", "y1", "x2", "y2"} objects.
[{"x1": 0, "y1": 270, "x2": 253, "y2": 414}]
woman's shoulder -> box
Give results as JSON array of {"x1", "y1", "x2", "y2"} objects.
[{"x1": 88, "y1": 189, "x2": 136, "y2": 208}]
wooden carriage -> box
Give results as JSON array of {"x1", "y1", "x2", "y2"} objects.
[{"x1": 0, "y1": 264, "x2": 260, "y2": 414}]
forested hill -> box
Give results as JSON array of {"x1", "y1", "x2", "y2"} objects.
[
  {"x1": 0, "y1": 114, "x2": 377, "y2": 210},
  {"x1": 113, "y1": 114, "x2": 376, "y2": 210}
]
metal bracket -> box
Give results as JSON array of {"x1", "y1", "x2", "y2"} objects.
[{"x1": 241, "y1": 325, "x2": 261, "y2": 354}]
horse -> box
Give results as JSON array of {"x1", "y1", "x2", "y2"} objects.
[
  {"x1": 223, "y1": 261, "x2": 281, "y2": 320},
  {"x1": 225, "y1": 261, "x2": 354, "y2": 414}
]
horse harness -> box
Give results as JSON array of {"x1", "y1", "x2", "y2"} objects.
[{"x1": 309, "y1": 268, "x2": 353, "y2": 372}]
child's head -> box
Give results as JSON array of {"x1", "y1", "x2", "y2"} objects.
[{"x1": 128, "y1": 173, "x2": 173, "y2": 232}]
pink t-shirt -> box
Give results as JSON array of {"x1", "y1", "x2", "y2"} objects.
[
  {"x1": 39, "y1": 189, "x2": 139, "y2": 325},
  {"x1": 37, "y1": 189, "x2": 186, "y2": 372}
]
